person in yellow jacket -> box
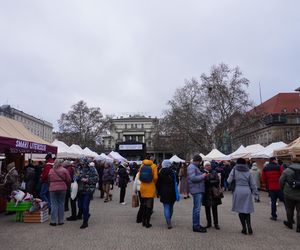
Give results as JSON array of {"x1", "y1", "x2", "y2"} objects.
[{"x1": 139, "y1": 158, "x2": 158, "y2": 228}]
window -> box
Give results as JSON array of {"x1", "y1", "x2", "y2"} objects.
[
  {"x1": 125, "y1": 124, "x2": 127, "y2": 129},
  {"x1": 141, "y1": 124, "x2": 144, "y2": 129},
  {"x1": 135, "y1": 124, "x2": 137, "y2": 128},
  {"x1": 131, "y1": 124, "x2": 134, "y2": 128}
]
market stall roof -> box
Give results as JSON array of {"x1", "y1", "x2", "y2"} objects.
[
  {"x1": 0, "y1": 116, "x2": 57, "y2": 154},
  {"x1": 250, "y1": 142, "x2": 287, "y2": 159},
  {"x1": 274, "y1": 137, "x2": 300, "y2": 159},
  {"x1": 108, "y1": 151, "x2": 127, "y2": 162},
  {"x1": 52, "y1": 140, "x2": 79, "y2": 159},
  {"x1": 83, "y1": 147, "x2": 99, "y2": 158},
  {"x1": 229, "y1": 145, "x2": 246, "y2": 159},
  {"x1": 231, "y1": 144, "x2": 265, "y2": 159},
  {"x1": 200, "y1": 153, "x2": 206, "y2": 159},
  {"x1": 203, "y1": 148, "x2": 230, "y2": 161},
  {"x1": 169, "y1": 155, "x2": 185, "y2": 163},
  {"x1": 95, "y1": 153, "x2": 113, "y2": 162},
  {"x1": 70, "y1": 144, "x2": 85, "y2": 158}
]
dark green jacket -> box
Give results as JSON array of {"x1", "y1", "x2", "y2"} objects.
[{"x1": 279, "y1": 163, "x2": 300, "y2": 201}]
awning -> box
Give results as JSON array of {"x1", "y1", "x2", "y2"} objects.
[{"x1": 0, "y1": 116, "x2": 57, "y2": 154}]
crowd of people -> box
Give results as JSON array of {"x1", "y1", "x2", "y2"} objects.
[{"x1": 0, "y1": 153, "x2": 300, "y2": 235}]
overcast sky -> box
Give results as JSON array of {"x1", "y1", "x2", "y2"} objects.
[{"x1": 1, "y1": 0, "x2": 299, "y2": 130}]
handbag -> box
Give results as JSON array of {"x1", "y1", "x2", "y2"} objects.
[
  {"x1": 212, "y1": 186, "x2": 224, "y2": 199},
  {"x1": 132, "y1": 193, "x2": 139, "y2": 208},
  {"x1": 228, "y1": 169, "x2": 236, "y2": 192}
]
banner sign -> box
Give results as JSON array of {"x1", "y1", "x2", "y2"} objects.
[{"x1": 119, "y1": 144, "x2": 143, "y2": 150}]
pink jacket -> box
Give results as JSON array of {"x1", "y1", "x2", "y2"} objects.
[{"x1": 48, "y1": 166, "x2": 71, "y2": 192}]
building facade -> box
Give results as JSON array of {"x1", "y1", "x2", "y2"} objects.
[
  {"x1": 0, "y1": 105, "x2": 53, "y2": 143},
  {"x1": 102, "y1": 115, "x2": 172, "y2": 161},
  {"x1": 231, "y1": 92, "x2": 300, "y2": 150}
]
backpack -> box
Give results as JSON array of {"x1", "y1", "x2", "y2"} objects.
[
  {"x1": 139, "y1": 165, "x2": 153, "y2": 183},
  {"x1": 290, "y1": 169, "x2": 300, "y2": 189}
]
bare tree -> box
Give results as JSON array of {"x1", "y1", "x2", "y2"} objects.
[
  {"x1": 163, "y1": 63, "x2": 252, "y2": 156},
  {"x1": 58, "y1": 100, "x2": 111, "y2": 150}
]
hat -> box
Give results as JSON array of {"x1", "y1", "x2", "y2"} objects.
[
  {"x1": 45, "y1": 152, "x2": 52, "y2": 160},
  {"x1": 162, "y1": 160, "x2": 172, "y2": 169},
  {"x1": 203, "y1": 161, "x2": 211, "y2": 167},
  {"x1": 89, "y1": 162, "x2": 95, "y2": 167},
  {"x1": 193, "y1": 154, "x2": 202, "y2": 162}
]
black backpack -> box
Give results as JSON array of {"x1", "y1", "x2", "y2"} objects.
[
  {"x1": 139, "y1": 165, "x2": 153, "y2": 183},
  {"x1": 290, "y1": 169, "x2": 300, "y2": 189}
]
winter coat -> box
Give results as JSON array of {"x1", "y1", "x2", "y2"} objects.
[
  {"x1": 179, "y1": 168, "x2": 189, "y2": 195},
  {"x1": 187, "y1": 163, "x2": 205, "y2": 195},
  {"x1": 280, "y1": 163, "x2": 300, "y2": 201},
  {"x1": 102, "y1": 165, "x2": 115, "y2": 184},
  {"x1": 48, "y1": 166, "x2": 71, "y2": 192},
  {"x1": 262, "y1": 162, "x2": 284, "y2": 191},
  {"x1": 227, "y1": 164, "x2": 258, "y2": 214},
  {"x1": 133, "y1": 172, "x2": 141, "y2": 193},
  {"x1": 77, "y1": 166, "x2": 99, "y2": 194},
  {"x1": 139, "y1": 160, "x2": 158, "y2": 198},
  {"x1": 157, "y1": 167, "x2": 176, "y2": 204},
  {"x1": 41, "y1": 159, "x2": 54, "y2": 183},
  {"x1": 96, "y1": 164, "x2": 104, "y2": 188},
  {"x1": 202, "y1": 170, "x2": 222, "y2": 207},
  {"x1": 118, "y1": 165, "x2": 130, "y2": 188},
  {"x1": 5, "y1": 162, "x2": 19, "y2": 192},
  {"x1": 250, "y1": 166, "x2": 261, "y2": 189},
  {"x1": 25, "y1": 165, "x2": 36, "y2": 194}
]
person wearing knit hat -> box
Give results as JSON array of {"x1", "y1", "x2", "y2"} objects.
[{"x1": 157, "y1": 159, "x2": 179, "y2": 229}]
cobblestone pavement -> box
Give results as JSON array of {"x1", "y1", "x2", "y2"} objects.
[{"x1": 0, "y1": 183, "x2": 299, "y2": 250}]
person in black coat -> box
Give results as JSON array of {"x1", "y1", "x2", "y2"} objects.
[
  {"x1": 202, "y1": 161, "x2": 222, "y2": 230},
  {"x1": 157, "y1": 160, "x2": 177, "y2": 229},
  {"x1": 96, "y1": 161, "x2": 105, "y2": 198},
  {"x1": 118, "y1": 163, "x2": 130, "y2": 204}
]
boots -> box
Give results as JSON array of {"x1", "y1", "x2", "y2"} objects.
[
  {"x1": 167, "y1": 221, "x2": 172, "y2": 229},
  {"x1": 239, "y1": 213, "x2": 247, "y2": 234},
  {"x1": 245, "y1": 214, "x2": 253, "y2": 235},
  {"x1": 145, "y1": 207, "x2": 152, "y2": 228}
]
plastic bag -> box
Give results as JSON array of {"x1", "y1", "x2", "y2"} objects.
[{"x1": 71, "y1": 180, "x2": 78, "y2": 200}]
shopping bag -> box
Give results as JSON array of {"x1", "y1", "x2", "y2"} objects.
[
  {"x1": 71, "y1": 180, "x2": 78, "y2": 200},
  {"x1": 132, "y1": 194, "x2": 139, "y2": 208}
]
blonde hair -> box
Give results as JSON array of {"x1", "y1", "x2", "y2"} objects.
[{"x1": 53, "y1": 159, "x2": 63, "y2": 169}]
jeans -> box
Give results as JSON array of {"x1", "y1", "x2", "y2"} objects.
[
  {"x1": 50, "y1": 191, "x2": 66, "y2": 224},
  {"x1": 192, "y1": 193, "x2": 203, "y2": 228},
  {"x1": 78, "y1": 193, "x2": 92, "y2": 223},
  {"x1": 163, "y1": 202, "x2": 174, "y2": 224},
  {"x1": 269, "y1": 190, "x2": 285, "y2": 218},
  {"x1": 40, "y1": 183, "x2": 51, "y2": 209}
]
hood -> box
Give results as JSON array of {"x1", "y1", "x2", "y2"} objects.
[
  {"x1": 7, "y1": 162, "x2": 16, "y2": 171},
  {"x1": 235, "y1": 164, "x2": 249, "y2": 172},
  {"x1": 161, "y1": 160, "x2": 172, "y2": 169},
  {"x1": 288, "y1": 163, "x2": 300, "y2": 171},
  {"x1": 142, "y1": 159, "x2": 154, "y2": 165}
]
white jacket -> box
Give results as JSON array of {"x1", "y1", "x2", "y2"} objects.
[{"x1": 133, "y1": 172, "x2": 141, "y2": 193}]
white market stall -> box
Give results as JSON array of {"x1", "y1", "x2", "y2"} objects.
[
  {"x1": 169, "y1": 155, "x2": 185, "y2": 163},
  {"x1": 83, "y1": 147, "x2": 99, "y2": 158},
  {"x1": 250, "y1": 142, "x2": 287, "y2": 159},
  {"x1": 231, "y1": 144, "x2": 265, "y2": 159},
  {"x1": 203, "y1": 148, "x2": 230, "y2": 161},
  {"x1": 108, "y1": 151, "x2": 127, "y2": 162},
  {"x1": 70, "y1": 144, "x2": 86, "y2": 158},
  {"x1": 95, "y1": 153, "x2": 113, "y2": 162}
]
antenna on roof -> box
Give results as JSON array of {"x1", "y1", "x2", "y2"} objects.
[{"x1": 259, "y1": 82, "x2": 262, "y2": 104}]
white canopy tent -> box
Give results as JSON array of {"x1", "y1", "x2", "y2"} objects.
[
  {"x1": 200, "y1": 153, "x2": 206, "y2": 159},
  {"x1": 70, "y1": 144, "x2": 86, "y2": 158},
  {"x1": 229, "y1": 145, "x2": 246, "y2": 159},
  {"x1": 203, "y1": 148, "x2": 230, "y2": 161},
  {"x1": 108, "y1": 151, "x2": 127, "y2": 162},
  {"x1": 83, "y1": 147, "x2": 99, "y2": 158},
  {"x1": 95, "y1": 153, "x2": 113, "y2": 162},
  {"x1": 169, "y1": 155, "x2": 185, "y2": 163},
  {"x1": 231, "y1": 144, "x2": 265, "y2": 159},
  {"x1": 53, "y1": 140, "x2": 79, "y2": 159},
  {"x1": 250, "y1": 142, "x2": 287, "y2": 159}
]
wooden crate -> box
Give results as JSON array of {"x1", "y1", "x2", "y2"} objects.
[{"x1": 23, "y1": 209, "x2": 49, "y2": 223}]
